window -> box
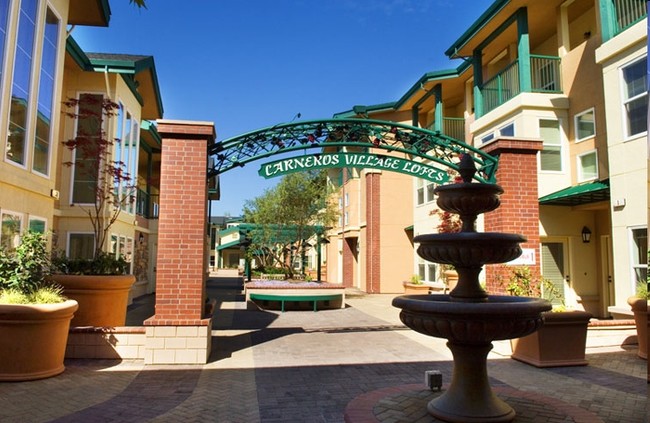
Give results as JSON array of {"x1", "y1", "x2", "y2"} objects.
[
  {"x1": 480, "y1": 133, "x2": 494, "y2": 144},
  {"x1": 0, "y1": 1, "x2": 10, "y2": 98},
  {"x1": 621, "y1": 57, "x2": 648, "y2": 138},
  {"x1": 344, "y1": 211, "x2": 349, "y2": 226},
  {"x1": 1, "y1": 211, "x2": 23, "y2": 251},
  {"x1": 499, "y1": 123, "x2": 514, "y2": 137},
  {"x1": 574, "y1": 109, "x2": 595, "y2": 142},
  {"x1": 114, "y1": 106, "x2": 139, "y2": 214},
  {"x1": 577, "y1": 150, "x2": 598, "y2": 182},
  {"x1": 416, "y1": 178, "x2": 435, "y2": 205},
  {"x1": 28, "y1": 216, "x2": 46, "y2": 233},
  {"x1": 344, "y1": 193, "x2": 349, "y2": 207},
  {"x1": 539, "y1": 119, "x2": 562, "y2": 171},
  {"x1": 631, "y1": 228, "x2": 647, "y2": 289},
  {"x1": 68, "y1": 233, "x2": 94, "y2": 260},
  {"x1": 71, "y1": 93, "x2": 103, "y2": 204},
  {"x1": 32, "y1": 7, "x2": 59, "y2": 176},
  {"x1": 418, "y1": 257, "x2": 436, "y2": 283},
  {"x1": 6, "y1": 0, "x2": 38, "y2": 166}
]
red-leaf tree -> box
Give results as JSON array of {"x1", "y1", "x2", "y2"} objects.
[{"x1": 62, "y1": 96, "x2": 136, "y2": 260}]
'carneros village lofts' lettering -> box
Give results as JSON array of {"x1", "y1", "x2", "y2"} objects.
[{"x1": 258, "y1": 152, "x2": 448, "y2": 183}]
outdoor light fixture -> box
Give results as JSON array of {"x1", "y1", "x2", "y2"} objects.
[
  {"x1": 139, "y1": 233, "x2": 144, "y2": 245},
  {"x1": 581, "y1": 226, "x2": 592, "y2": 243}
]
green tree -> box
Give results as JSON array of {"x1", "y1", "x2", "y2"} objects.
[{"x1": 243, "y1": 170, "x2": 338, "y2": 279}]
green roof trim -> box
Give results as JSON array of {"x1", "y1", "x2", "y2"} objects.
[
  {"x1": 539, "y1": 180, "x2": 610, "y2": 206},
  {"x1": 404, "y1": 225, "x2": 414, "y2": 231},
  {"x1": 445, "y1": 0, "x2": 510, "y2": 58},
  {"x1": 394, "y1": 61, "x2": 472, "y2": 109},
  {"x1": 333, "y1": 102, "x2": 397, "y2": 118},
  {"x1": 66, "y1": 37, "x2": 93, "y2": 71},
  {"x1": 140, "y1": 120, "x2": 162, "y2": 148},
  {"x1": 217, "y1": 239, "x2": 242, "y2": 251}
]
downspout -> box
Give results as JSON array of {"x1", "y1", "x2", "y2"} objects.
[{"x1": 103, "y1": 66, "x2": 112, "y2": 100}]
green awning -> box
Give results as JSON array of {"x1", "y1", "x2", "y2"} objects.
[
  {"x1": 217, "y1": 239, "x2": 242, "y2": 251},
  {"x1": 539, "y1": 179, "x2": 610, "y2": 206}
]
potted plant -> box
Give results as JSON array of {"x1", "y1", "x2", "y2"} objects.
[
  {"x1": 0, "y1": 231, "x2": 78, "y2": 381},
  {"x1": 49, "y1": 96, "x2": 135, "y2": 327},
  {"x1": 627, "y1": 281, "x2": 649, "y2": 360},
  {"x1": 504, "y1": 266, "x2": 592, "y2": 367},
  {"x1": 403, "y1": 274, "x2": 429, "y2": 294}
]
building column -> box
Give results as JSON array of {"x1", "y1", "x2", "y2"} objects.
[
  {"x1": 365, "y1": 171, "x2": 381, "y2": 293},
  {"x1": 144, "y1": 119, "x2": 216, "y2": 365},
  {"x1": 480, "y1": 138, "x2": 543, "y2": 293}
]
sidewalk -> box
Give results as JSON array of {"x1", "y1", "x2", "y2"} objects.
[{"x1": 0, "y1": 277, "x2": 646, "y2": 422}]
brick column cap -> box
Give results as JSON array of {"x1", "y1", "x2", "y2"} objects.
[
  {"x1": 480, "y1": 137, "x2": 543, "y2": 156},
  {"x1": 156, "y1": 119, "x2": 216, "y2": 140}
]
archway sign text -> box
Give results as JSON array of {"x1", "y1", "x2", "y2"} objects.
[{"x1": 258, "y1": 152, "x2": 449, "y2": 183}]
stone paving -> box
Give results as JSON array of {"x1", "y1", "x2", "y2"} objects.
[{"x1": 0, "y1": 277, "x2": 647, "y2": 422}]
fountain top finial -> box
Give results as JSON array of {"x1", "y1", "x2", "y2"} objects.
[{"x1": 458, "y1": 154, "x2": 476, "y2": 183}]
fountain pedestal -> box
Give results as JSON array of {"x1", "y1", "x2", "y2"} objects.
[{"x1": 392, "y1": 154, "x2": 551, "y2": 422}]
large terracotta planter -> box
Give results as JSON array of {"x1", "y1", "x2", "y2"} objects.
[
  {"x1": 510, "y1": 310, "x2": 592, "y2": 367},
  {"x1": 627, "y1": 296, "x2": 648, "y2": 360},
  {"x1": 403, "y1": 281, "x2": 430, "y2": 294},
  {"x1": 443, "y1": 269, "x2": 458, "y2": 292},
  {"x1": 0, "y1": 300, "x2": 78, "y2": 381},
  {"x1": 51, "y1": 275, "x2": 135, "y2": 327}
]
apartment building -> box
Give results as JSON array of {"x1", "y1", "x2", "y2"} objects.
[
  {"x1": 0, "y1": 0, "x2": 164, "y2": 299},
  {"x1": 327, "y1": 0, "x2": 647, "y2": 318}
]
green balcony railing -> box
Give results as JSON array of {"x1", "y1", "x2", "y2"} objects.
[
  {"x1": 136, "y1": 188, "x2": 159, "y2": 219},
  {"x1": 443, "y1": 117, "x2": 465, "y2": 142},
  {"x1": 480, "y1": 55, "x2": 561, "y2": 115},
  {"x1": 481, "y1": 60, "x2": 520, "y2": 114},
  {"x1": 614, "y1": 0, "x2": 647, "y2": 34}
]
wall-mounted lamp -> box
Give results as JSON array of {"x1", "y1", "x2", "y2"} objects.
[
  {"x1": 581, "y1": 226, "x2": 592, "y2": 243},
  {"x1": 139, "y1": 233, "x2": 145, "y2": 245}
]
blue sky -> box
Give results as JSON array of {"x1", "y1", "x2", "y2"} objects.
[{"x1": 73, "y1": 0, "x2": 493, "y2": 216}]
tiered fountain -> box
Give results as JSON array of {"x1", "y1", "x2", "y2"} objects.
[{"x1": 393, "y1": 155, "x2": 551, "y2": 423}]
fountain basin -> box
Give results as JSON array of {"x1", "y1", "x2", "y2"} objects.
[
  {"x1": 392, "y1": 294, "x2": 551, "y2": 345},
  {"x1": 435, "y1": 182, "x2": 503, "y2": 215},
  {"x1": 413, "y1": 233, "x2": 525, "y2": 267}
]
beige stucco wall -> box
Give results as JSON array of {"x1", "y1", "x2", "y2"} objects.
[{"x1": 595, "y1": 19, "x2": 647, "y2": 308}]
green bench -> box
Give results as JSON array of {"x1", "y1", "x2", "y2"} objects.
[{"x1": 249, "y1": 293, "x2": 343, "y2": 312}]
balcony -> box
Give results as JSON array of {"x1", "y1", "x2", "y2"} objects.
[
  {"x1": 136, "y1": 188, "x2": 159, "y2": 219},
  {"x1": 613, "y1": 0, "x2": 646, "y2": 35},
  {"x1": 480, "y1": 55, "x2": 562, "y2": 115}
]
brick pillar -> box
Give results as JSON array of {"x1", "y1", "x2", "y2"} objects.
[
  {"x1": 342, "y1": 237, "x2": 354, "y2": 288},
  {"x1": 144, "y1": 119, "x2": 216, "y2": 365},
  {"x1": 480, "y1": 138, "x2": 543, "y2": 293},
  {"x1": 365, "y1": 172, "x2": 381, "y2": 293}
]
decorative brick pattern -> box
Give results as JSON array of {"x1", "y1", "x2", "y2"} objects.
[
  {"x1": 365, "y1": 173, "x2": 381, "y2": 293},
  {"x1": 481, "y1": 138, "x2": 543, "y2": 293}
]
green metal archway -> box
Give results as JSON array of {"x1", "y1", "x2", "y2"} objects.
[{"x1": 208, "y1": 118, "x2": 499, "y2": 183}]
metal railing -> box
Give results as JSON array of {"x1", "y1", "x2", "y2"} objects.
[
  {"x1": 481, "y1": 60, "x2": 520, "y2": 114},
  {"x1": 614, "y1": 0, "x2": 646, "y2": 34},
  {"x1": 136, "y1": 188, "x2": 159, "y2": 219},
  {"x1": 481, "y1": 55, "x2": 561, "y2": 114},
  {"x1": 443, "y1": 118, "x2": 465, "y2": 142}
]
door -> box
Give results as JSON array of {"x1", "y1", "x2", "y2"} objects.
[
  {"x1": 541, "y1": 241, "x2": 567, "y2": 305},
  {"x1": 600, "y1": 235, "x2": 615, "y2": 316}
]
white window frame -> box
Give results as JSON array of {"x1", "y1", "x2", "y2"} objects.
[
  {"x1": 620, "y1": 55, "x2": 648, "y2": 141},
  {"x1": 576, "y1": 149, "x2": 598, "y2": 182},
  {"x1": 27, "y1": 215, "x2": 47, "y2": 233},
  {"x1": 31, "y1": 4, "x2": 62, "y2": 179},
  {"x1": 417, "y1": 257, "x2": 436, "y2": 283},
  {"x1": 574, "y1": 108, "x2": 595, "y2": 142},
  {"x1": 628, "y1": 226, "x2": 647, "y2": 292},
  {"x1": 480, "y1": 132, "x2": 494, "y2": 144},
  {"x1": 498, "y1": 122, "x2": 515, "y2": 137},
  {"x1": 69, "y1": 91, "x2": 105, "y2": 206},
  {"x1": 66, "y1": 231, "x2": 95, "y2": 259},
  {"x1": 344, "y1": 192, "x2": 349, "y2": 207},
  {"x1": 538, "y1": 118, "x2": 564, "y2": 173},
  {"x1": 1, "y1": 209, "x2": 24, "y2": 250}
]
